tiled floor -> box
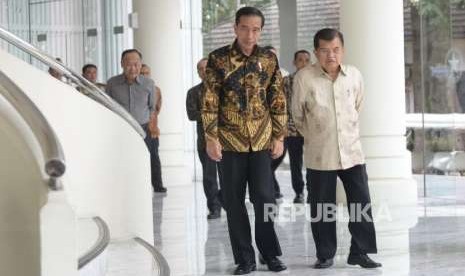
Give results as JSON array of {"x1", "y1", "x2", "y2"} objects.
[
  {"x1": 105, "y1": 239, "x2": 158, "y2": 276},
  {"x1": 153, "y1": 171, "x2": 465, "y2": 275}
]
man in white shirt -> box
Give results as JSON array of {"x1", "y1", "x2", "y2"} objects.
[{"x1": 292, "y1": 28, "x2": 381, "y2": 269}]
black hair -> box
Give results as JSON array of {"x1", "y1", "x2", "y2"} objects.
[
  {"x1": 235, "y1": 6, "x2": 265, "y2": 28},
  {"x1": 263, "y1": 45, "x2": 276, "y2": 51},
  {"x1": 313, "y1": 28, "x2": 344, "y2": 49},
  {"x1": 294, "y1": 50, "x2": 310, "y2": 61},
  {"x1": 121, "y1": 49, "x2": 142, "y2": 62},
  {"x1": 82, "y1": 63, "x2": 97, "y2": 74}
]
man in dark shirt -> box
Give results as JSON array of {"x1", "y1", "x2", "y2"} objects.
[
  {"x1": 186, "y1": 58, "x2": 222, "y2": 219},
  {"x1": 284, "y1": 50, "x2": 311, "y2": 203},
  {"x1": 201, "y1": 7, "x2": 287, "y2": 275},
  {"x1": 106, "y1": 49, "x2": 166, "y2": 193}
]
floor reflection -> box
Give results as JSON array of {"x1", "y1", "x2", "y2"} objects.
[{"x1": 153, "y1": 171, "x2": 465, "y2": 275}]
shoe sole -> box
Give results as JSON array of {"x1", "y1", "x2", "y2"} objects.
[
  {"x1": 233, "y1": 265, "x2": 256, "y2": 275},
  {"x1": 258, "y1": 257, "x2": 287, "y2": 272},
  {"x1": 313, "y1": 261, "x2": 333, "y2": 269},
  {"x1": 313, "y1": 264, "x2": 333, "y2": 269},
  {"x1": 269, "y1": 266, "x2": 287, "y2": 272},
  {"x1": 347, "y1": 260, "x2": 381, "y2": 268}
]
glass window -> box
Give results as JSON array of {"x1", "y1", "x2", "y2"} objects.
[
  {"x1": 0, "y1": 0, "x2": 132, "y2": 82},
  {"x1": 405, "y1": 0, "x2": 465, "y2": 202}
]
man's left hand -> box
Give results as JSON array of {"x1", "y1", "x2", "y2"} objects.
[
  {"x1": 270, "y1": 138, "x2": 284, "y2": 159},
  {"x1": 149, "y1": 126, "x2": 160, "y2": 138},
  {"x1": 148, "y1": 112, "x2": 159, "y2": 138}
]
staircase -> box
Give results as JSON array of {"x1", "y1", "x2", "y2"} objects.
[
  {"x1": 77, "y1": 217, "x2": 169, "y2": 276},
  {"x1": 0, "y1": 27, "x2": 169, "y2": 276}
]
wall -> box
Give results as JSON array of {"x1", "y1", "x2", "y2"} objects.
[{"x1": 0, "y1": 48, "x2": 154, "y2": 243}]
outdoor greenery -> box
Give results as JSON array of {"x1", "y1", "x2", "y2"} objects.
[
  {"x1": 409, "y1": 0, "x2": 465, "y2": 113},
  {"x1": 202, "y1": 0, "x2": 272, "y2": 32}
]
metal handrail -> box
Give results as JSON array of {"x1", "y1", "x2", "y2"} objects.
[
  {"x1": 0, "y1": 71, "x2": 65, "y2": 190},
  {"x1": 0, "y1": 27, "x2": 145, "y2": 138}
]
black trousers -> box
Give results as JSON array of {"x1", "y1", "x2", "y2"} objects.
[
  {"x1": 286, "y1": 136, "x2": 306, "y2": 195},
  {"x1": 143, "y1": 125, "x2": 163, "y2": 189},
  {"x1": 220, "y1": 150, "x2": 282, "y2": 264},
  {"x1": 271, "y1": 143, "x2": 287, "y2": 196},
  {"x1": 307, "y1": 164, "x2": 377, "y2": 259},
  {"x1": 198, "y1": 148, "x2": 221, "y2": 212}
]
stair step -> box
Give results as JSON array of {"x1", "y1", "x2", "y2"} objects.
[
  {"x1": 77, "y1": 217, "x2": 169, "y2": 276},
  {"x1": 77, "y1": 217, "x2": 110, "y2": 275},
  {"x1": 105, "y1": 238, "x2": 169, "y2": 276}
]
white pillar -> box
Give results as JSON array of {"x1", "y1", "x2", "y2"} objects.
[
  {"x1": 180, "y1": 0, "x2": 204, "y2": 182},
  {"x1": 277, "y1": 0, "x2": 297, "y2": 73},
  {"x1": 338, "y1": 0, "x2": 417, "y2": 270},
  {"x1": 133, "y1": 0, "x2": 187, "y2": 185}
]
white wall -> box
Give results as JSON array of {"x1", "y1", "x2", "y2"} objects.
[
  {"x1": 0, "y1": 80, "x2": 50, "y2": 275},
  {"x1": 0, "y1": 48, "x2": 154, "y2": 243}
]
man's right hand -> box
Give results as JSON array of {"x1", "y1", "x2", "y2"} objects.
[{"x1": 206, "y1": 139, "x2": 222, "y2": 162}]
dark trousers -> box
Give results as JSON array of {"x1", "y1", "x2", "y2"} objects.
[
  {"x1": 271, "y1": 143, "x2": 287, "y2": 196},
  {"x1": 307, "y1": 164, "x2": 377, "y2": 259},
  {"x1": 198, "y1": 148, "x2": 221, "y2": 212},
  {"x1": 220, "y1": 150, "x2": 282, "y2": 264},
  {"x1": 286, "y1": 136, "x2": 306, "y2": 195},
  {"x1": 143, "y1": 125, "x2": 163, "y2": 189}
]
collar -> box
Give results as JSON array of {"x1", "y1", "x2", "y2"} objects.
[
  {"x1": 230, "y1": 39, "x2": 259, "y2": 58},
  {"x1": 120, "y1": 74, "x2": 141, "y2": 85},
  {"x1": 315, "y1": 62, "x2": 347, "y2": 78}
]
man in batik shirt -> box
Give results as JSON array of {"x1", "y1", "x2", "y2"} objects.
[{"x1": 201, "y1": 6, "x2": 287, "y2": 275}]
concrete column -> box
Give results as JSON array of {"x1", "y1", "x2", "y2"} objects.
[
  {"x1": 277, "y1": 0, "x2": 297, "y2": 73},
  {"x1": 133, "y1": 0, "x2": 187, "y2": 185},
  {"x1": 338, "y1": 0, "x2": 417, "y2": 270},
  {"x1": 339, "y1": 0, "x2": 417, "y2": 204},
  {"x1": 180, "y1": 0, "x2": 204, "y2": 182}
]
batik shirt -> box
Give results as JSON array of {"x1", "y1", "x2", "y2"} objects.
[
  {"x1": 201, "y1": 41, "x2": 287, "y2": 152},
  {"x1": 284, "y1": 72, "x2": 301, "y2": 137}
]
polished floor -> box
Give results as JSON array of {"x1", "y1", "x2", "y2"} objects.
[{"x1": 153, "y1": 170, "x2": 465, "y2": 276}]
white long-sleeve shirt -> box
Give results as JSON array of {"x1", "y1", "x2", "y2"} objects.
[{"x1": 292, "y1": 63, "x2": 365, "y2": 171}]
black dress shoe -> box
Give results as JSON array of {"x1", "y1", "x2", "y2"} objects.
[
  {"x1": 258, "y1": 254, "x2": 287, "y2": 272},
  {"x1": 233, "y1": 263, "x2": 256, "y2": 275},
  {"x1": 153, "y1": 186, "x2": 167, "y2": 193},
  {"x1": 313, "y1": 258, "x2": 334, "y2": 269},
  {"x1": 347, "y1": 254, "x2": 382, "y2": 268},
  {"x1": 207, "y1": 209, "x2": 221, "y2": 219},
  {"x1": 293, "y1": 193, "x2": 304, "y2": 203}
]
